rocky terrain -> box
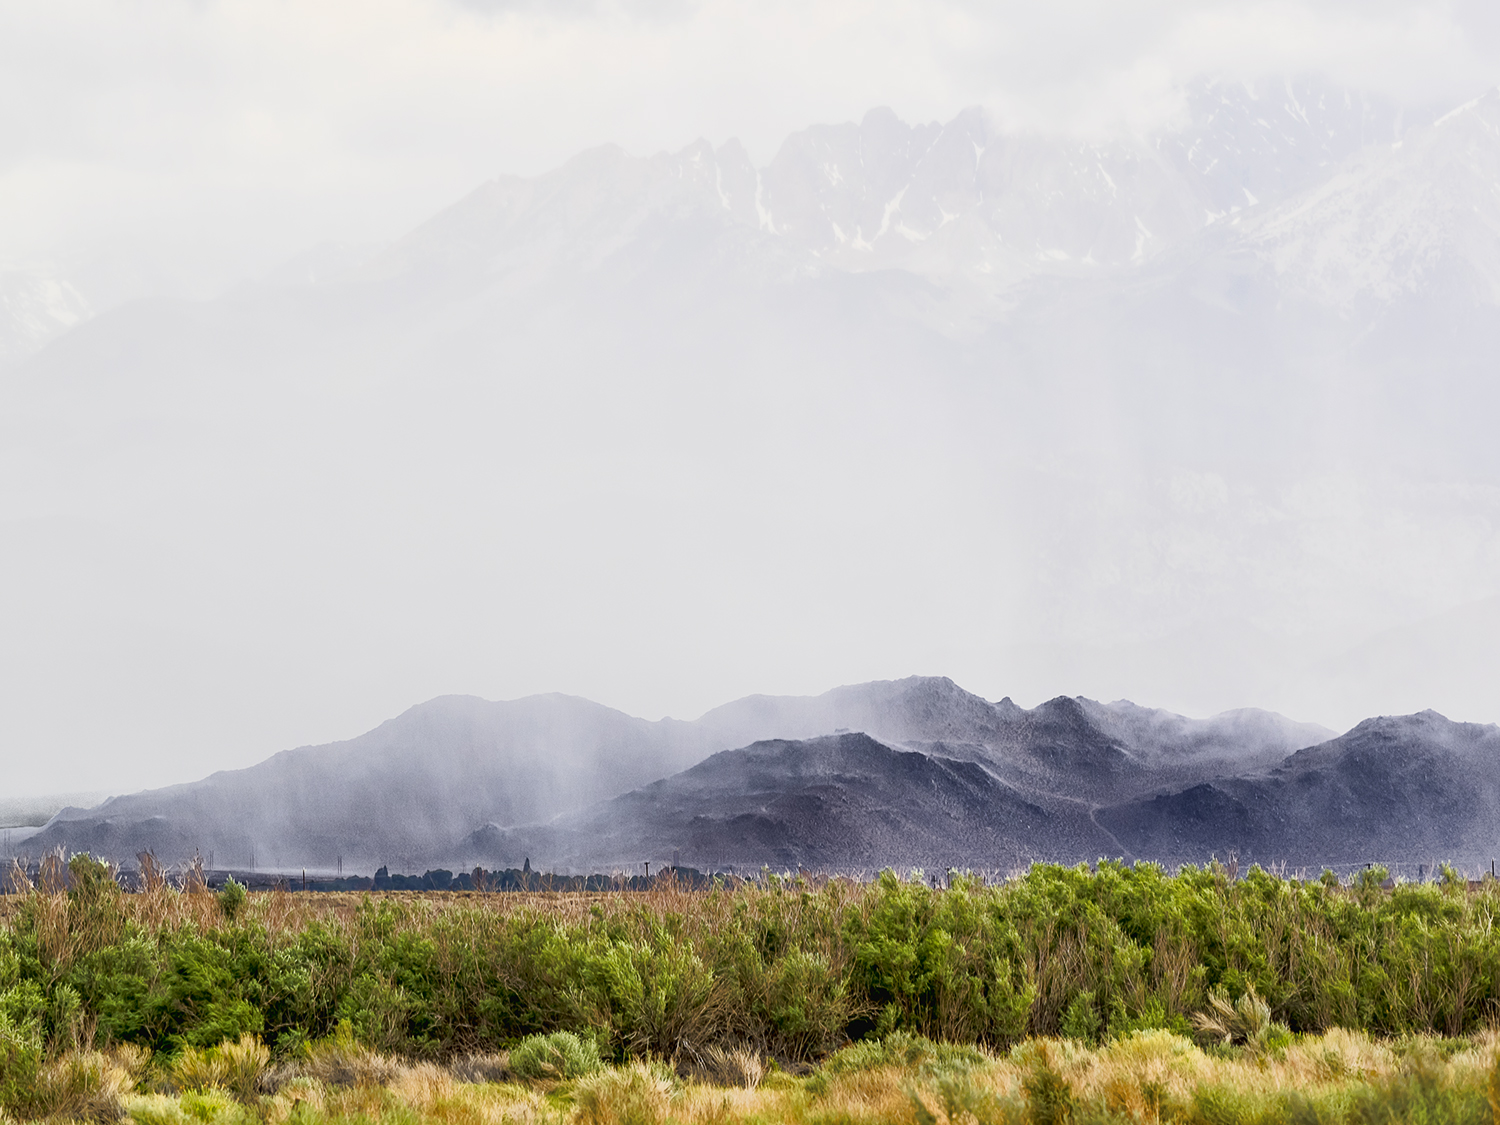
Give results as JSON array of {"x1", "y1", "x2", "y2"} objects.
[
  {"x1": 1100, "y1": 710, "x2": 1500, "y2": 868},
  {"x1": 464, "y1": 691, "x2": 1500, "y2": 874}
]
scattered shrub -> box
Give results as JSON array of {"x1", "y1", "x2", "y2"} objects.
[
  {"x1": 1059, "y1": 992, "x2": 1101, "y2": 1046},
  {"x1": 124, "y1": 1088, "x2": 251, "y2": 1125},
  {"x1": 908, "y1": 1069, "x2": 1011, "y2": 1125},
  {"x1": 216, "y1": 879, "x2": 247, "y2": 924},
  {"x1": 1191, "y1": 987, "x2": 1290, "y2": 1052},
  {"x1": 510, "y1": 1030, "x2": 603, "y2": 1082},
  {"x1": 0, "y1": 1010, "x2": 43, "y2": 1118},
  {"x1": 822, "y1": 1031, "x2": 989, "y2": 1078},
  {"x1": 1019, "y1": 1046, "x2": 1074, "y2": 1125}
]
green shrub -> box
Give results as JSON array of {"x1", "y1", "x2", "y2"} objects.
[
  {"x1": 582, "y1": 926, "x2": 717, "y2": 1056},
  {"x1": 1021, "y1": 1053, "x2": 1074, "y2": 1125},
  {"x1": 1059, "y1": 992, "x2": 1100, "y2": 1045},
  {"x1": 508, "y1": 1030, "x2": 603, "y2": 1082},
  {"x1": 1186, "y1": 1085, "x2": 1264, "y2": 1125},
  {"x1": 0, "y1": 1010, "x2": 43, "y2": 1118},
  {"x1": 124, "y1": 1088, "x2": 252, "y2": 1125},
  {"x1": 1348, "y1": 1053, "x2": 1489, "y2": 1125},
  {"x1": 216, "y1": 879, "x2": 247, "y2": 924}
]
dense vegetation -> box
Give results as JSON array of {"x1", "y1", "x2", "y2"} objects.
[{"x1": 4, "y1": 856, "x2": 1500, "y2": 1119}]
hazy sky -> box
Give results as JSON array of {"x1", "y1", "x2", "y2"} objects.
[
  {"x1": 4, "y1": 1, "x2": 1500, "y2": 798},
  {"x1": 3, "y1": 0, "x2": 1496, "y2": 302}
]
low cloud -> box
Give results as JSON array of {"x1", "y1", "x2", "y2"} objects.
[{"x1": 0, "y1": 1, "x2": 1492, "y2": 300}]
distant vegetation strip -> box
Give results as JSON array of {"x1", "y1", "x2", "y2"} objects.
[
  {"x1": 2, "y1": 858, "x2": 744, "y2": 893},
  {"x1": 3, "y1": 856, "x2": 1500, "y2": 1081}
]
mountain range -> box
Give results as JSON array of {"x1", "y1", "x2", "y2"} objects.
[
  {"x1": 26, "y1": 676, "x2": 1500, "y2": 875},
  {"x1": 3, "y1": 76, "x2": 1499, "y2": 798}
]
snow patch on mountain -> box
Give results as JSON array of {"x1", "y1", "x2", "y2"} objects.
[
  {"x1": 1236, "y1": 90, "x2": 1500, "y2": 306},
  {"x1": 0, "y1": 271, "x2": 91, "y2": 364}
]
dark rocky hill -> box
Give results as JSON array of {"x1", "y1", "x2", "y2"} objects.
[
  {"x1": 458, "y1": 703, "x2": 1500, "y2": 875},
  {"x1": 463, "y1": 733, "x2": 1108, "y2": 873},
  {"x1": 1097, "y1": 711, "x2": 1500, "y2": 868},
  {"x1": 24, "y1": 676, "x2": 1332, "y2": 873}
]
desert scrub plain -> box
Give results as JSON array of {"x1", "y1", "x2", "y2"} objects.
[{"x1": 6, "y1": 856, "x2": 1500, "y2": 1121}]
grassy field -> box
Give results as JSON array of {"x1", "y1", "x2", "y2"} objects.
[
  {"x1": 6, "y1": 856, "x2": 1500, "y2": 1121},
  {"x1": 13, "y1": 1024, "x2": 1500, "y2": 1123}
]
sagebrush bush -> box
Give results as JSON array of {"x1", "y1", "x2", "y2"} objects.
[
  {"x1": 124, "y1": 1088, "x2": 251, "y2": 1125},
  {"x1": 509, "y1": 1030, "x2": 602, "y2": 1081}
]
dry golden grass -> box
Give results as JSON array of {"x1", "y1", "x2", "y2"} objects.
[
  {"x1": 41, "y1": 1026, "x2": 1498, "y2": 1125},
  {"x1": 0, "y1": 869, "x2": 862, "y2": 933}
]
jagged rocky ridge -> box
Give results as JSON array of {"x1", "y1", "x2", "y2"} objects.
[{"x1": 32, "y1": 675, "x2": 1500, "y2": 874}]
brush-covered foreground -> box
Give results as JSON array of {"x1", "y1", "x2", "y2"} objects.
[
  {"x1": 10, "y1": 1026, "x2": 1500, "y2": 1124},
  {"x1": 7, "y1": 856, "x2": 1500, "y2": 1120}
]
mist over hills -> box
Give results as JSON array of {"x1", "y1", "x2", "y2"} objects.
[
  {"x1": 470, "y1": 732, "x2": 1076, "y2": 874},
  {"x1": 458, "y1": 686, "x2": 1500, "y2": 876},
  {"x1": 1101, "y1": 710, "x2": 1500, "y2": 868},
  {"x1": 40, "y1": 674, "x2": 1500, "y2": 875},
  {"x1": 2, "y1": 77, "x2": 1499, "y2": 796},
  {"x1": 25, "y1": 675, "x2": 1500, "y2": 874}
]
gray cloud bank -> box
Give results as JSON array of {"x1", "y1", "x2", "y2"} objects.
[
  {"x1": 3, "y1": 82, "x2": 1499, "y2": 793},
  {"x1": 2, "y1": 4, "x2": 1500, "y2": 796},
  {"x1": 2, "y1": 1, "x2": 1497, "y2": 303}
]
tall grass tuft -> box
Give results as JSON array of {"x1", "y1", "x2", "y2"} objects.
[
  {"x1": 694, "y1": 1044, "x2": 764, "y2": 1089},
  {"x1": 299, "y1": 1020, "x2": 402, "y2": 1088},
  {"x1": 36, "y1": 1044, "x2": 147, "y2": 1121},
  {"x1": 1191, "y1": 986, "x2": 1287, "y2": 1049},
  {"x1": 574, "y1": 1059, "x2": 679, "y2": 1125},
  {"x1": 171, "y1": 1033, "x2": 269, "y2": 1100}
]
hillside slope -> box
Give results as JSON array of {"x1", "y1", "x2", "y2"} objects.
[
  {"x1": 26, "y1": 676, "x2": 1328, "y2": 871},
  {"x1": 1098, "y1": 711, "x2": 1500, "y2": 867},
  {"x1": 464, "y1": 733, "x2": 1096, "y2": 872}
]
